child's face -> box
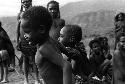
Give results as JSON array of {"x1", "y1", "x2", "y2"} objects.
[
  {"x1": 92, "y1": 42, "x2": 101, "y2": 51},
  {"x1": 22, "y1": 0, "x2": 31, "y2": 9},
  {"x1": 118, "y1": 14, "x2": 123, "y2": 21},
  {"x1": 59, "y1": 27, "x2": 69, "y2": 46},
  {"x1": 119, "y1": 36, "x2": 125, "y2": 49},
  {"x1": 48, "y1": 3, "x2": 59, "y2": 18},
  {"x1": 20, "y1": 19, "x2": 45, "y2": 45},
  {"x1": 102, "y1": 38, "x2": 107, "y2": 46}
]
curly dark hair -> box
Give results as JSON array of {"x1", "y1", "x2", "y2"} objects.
[
  {"x1": 22, "y1": 6, "x2": 53, "y2": 33},
  {"x1": 114, "y1": 12, "x2": 125, "y2": 22},
  {"x1": 64, "y1": 25, "x2": 82, "y2": 45}
]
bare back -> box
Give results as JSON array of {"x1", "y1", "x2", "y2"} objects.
[
  {"x1": 35, "y1": 38, "x2": 63, "y2": 84},
  {"x1": 113, "y1": 50, "x2": 125, "y2": 84}
]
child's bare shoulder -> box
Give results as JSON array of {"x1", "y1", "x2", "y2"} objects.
[{"x1": 38, "y1": 38, "x2": 58, "y2": 55}]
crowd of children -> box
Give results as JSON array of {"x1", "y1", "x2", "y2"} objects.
[{"x1": 0, "y1": 0, "x2": 125, "y2": 84}]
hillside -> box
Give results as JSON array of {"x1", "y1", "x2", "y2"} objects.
[
  {"x1": 0, "y1": 11, "x2": 116, "y2": 40},
  {"x1": 0, "y1": 16, "x2": 17, "y2": 41},
  {"x1": 60, "y1": 0, "x2": 125, "y2": 22},
  {"x1": 0, "y1": 0, "x2": 124, "y2": 40},
  {"x1": 70, "y1": 10, "x2": 115, "y2": 37},
  {"x1": 0, "y1": 10, "x2": 115, "y2": 41}
]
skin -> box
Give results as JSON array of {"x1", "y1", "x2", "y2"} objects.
[
  {"x1": 17, "y1": 0, "x2": 31, "y2": 45},
  {"x1": 20, "y1": 20, "x2": 39, "y2": 84},
  {"x1": 17, "y1": 1, "x2": 39, "y2": 84},
  {"x1": 22, "y1": 0, "x2": 32, "y2": 10},
  {"x1": 118, "y1": 36, "x2": 125, "y2": 50},
  {"x1": 21, "y1": 18, "x2": 72, "y2": 84},
  {"x1": 59, "y1": 27, "x2": 74, "y2": 48},
  {"x1": 0, "y1": 26, "x2": 15, "y2": 83},
  {"x1": 0, "y1": 51, "x2": 9, "y2": 83},
  {"x1": 113, "y1": 36, "x2": 125, "y2": 84},
  {"x1": 89, "y1": 42, "x2": 106, "y2": 78},
  {"x1": 59, "y1": 27, "x2": 69, "y2": 46},
  {"x1": 48, "y1": 2, "x2": 65, "y2": 41},
  {"x1": 59, "y1": 26, "x2": 91, "y2": 79},
  {"x1": 101, "y1": 38, "x2": 112, "y2": 60},
  {"x1": 0, "y1": 36, "x2": 10, "y2": 83},
  {"x1": 89, "y1": 42, "x2": 102, "y2": 64},
  {"x1": 47, "y1": 3, "x2": 59, "y2": 19}
]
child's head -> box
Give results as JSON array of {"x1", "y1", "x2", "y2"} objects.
[
  {"x1": 47, "y1": 0, "x2": 60, "y2": 18},
  {"x1": 20, "y1": 6, "x2": 53, "y2": 45},
  {"x1": 117, "y1": 33, "x2": 125, "y2": 50},
  {"x1": 21, "y1": 0, "x2": 32, "y2": 9},
  {"x1": 59, "y1": 24, "x2": 82, "y2": 47},
  {"x1": 89, "y1": 38, "x2": 101, "y2": 51},
  {"x1": 99, "y1": 36, "x2": 108, "y2": 46},
  {"x1": 115, "y1": 12, "x2": 125, "y2": 22}
]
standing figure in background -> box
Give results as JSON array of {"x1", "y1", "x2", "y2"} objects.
[
  {"x1": 16, "y1": 0, "x2": 39, "y2": 84},
  {"x1": 114, "y1": 12, "x2": 125, "y2": 50},
  {"x1": 113, "y1": 33, "x2": 125, "y2": 84},
  {"x1": 59, "y1": 24, "x2": 91, "y2": 83},
  {"x1": 17, "y1": 0, "x2": 32, "y2": 44},
  {"x1": 47, "y1": 0, "x2": 65, "y2": 40}
]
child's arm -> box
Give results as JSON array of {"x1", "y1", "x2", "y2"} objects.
[{"x1": 39, "y1": 44, "x2": 72, "y2": 84}]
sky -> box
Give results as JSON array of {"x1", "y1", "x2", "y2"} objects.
[{"x1": 0, "y1": 0, "x2": 82, "y2": 17}]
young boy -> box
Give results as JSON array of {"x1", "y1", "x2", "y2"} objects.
[
  {"x1": 20, "y1": 6, "x2": 72, "y2": 84},
  {"x1": 113, "y1": 33, "x2": 125, "y2": 84},
  {"x1": 59, "y1": 25, "x2": 91, "y2": 83}
]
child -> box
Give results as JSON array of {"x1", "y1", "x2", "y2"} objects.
[
  {"x1": 98, "y1": 36, "x2": 112, "y2": 60},
  {"x1": 20, "y1": 6, "x2": 72, "y2": 84},
  {"x1": 59, "y1": 24, "x2": 91, "y2": 83},
  {"x1": 47, "y1": 0, "x2": 65, "y2": 41},
  {"x1": 89, "y1": 38, "x2": 112, "y2": 82},
  {"x1": 0, "y1": 50, "x2": 9, "y2": 83},
  {"x1": 114, "y1": 12, "x2": 125, "y2": 50},
  {"x1": 17, "y1": 0, "x2": 39, "y2": 84},
  {"x1": 0, "y1": 22, "x2": 15, "y2": 83},
  {"x1": 113, "y1": 33, "x2": 125, "y2": 84}
]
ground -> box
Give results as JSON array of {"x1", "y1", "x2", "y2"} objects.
[
  {"x1": 6, "y1": 70, "x2": 42, "y2": 84},
  {"x1": 4, "y1": 39, "x2": 114, "y2": 84},
  {"x1": 3, "y1": 50, "x2": 42, "y2": 84}
]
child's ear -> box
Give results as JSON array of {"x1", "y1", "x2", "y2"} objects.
[{"x1": 39, "y1": 25, "x2": 46, "y2": 34}]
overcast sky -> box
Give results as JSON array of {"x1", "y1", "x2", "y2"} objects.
[{"x1": 0, "y1": 0, "x2": 82, "y2": 17}]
